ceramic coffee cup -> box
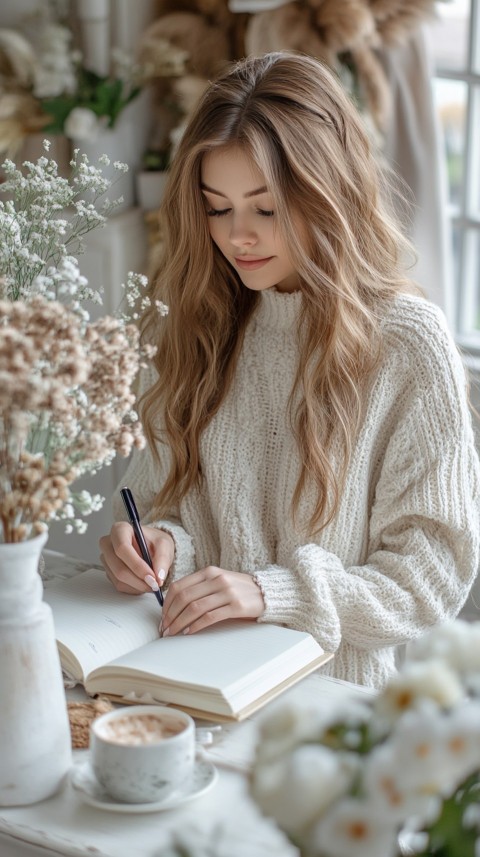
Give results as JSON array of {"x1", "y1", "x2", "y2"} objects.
[{"x1": 90, "y1": 705, "x2": 195, "y2": 803}]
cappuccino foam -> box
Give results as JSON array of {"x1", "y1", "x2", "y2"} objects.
[{"x1": 98, "y1": 713, "x2": 185, "y2": 746}]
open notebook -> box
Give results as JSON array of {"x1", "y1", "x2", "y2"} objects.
[{"x1": 43, "y1": 568, "x2": 333, "y2": 722}]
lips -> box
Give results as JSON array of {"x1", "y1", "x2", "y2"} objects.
[{"x1": 234, "y1": 256, "x2": 274, "y2": 271}]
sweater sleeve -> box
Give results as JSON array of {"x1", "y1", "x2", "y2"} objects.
[
  {"x1": 253, "y1": 310, "x2": 480, "y2": 657},
  {"x1": 112, "y1": 367, "x2": 196, "y2": 580}
]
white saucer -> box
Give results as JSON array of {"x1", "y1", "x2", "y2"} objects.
[{"x1": 70, "y1": 756, "x2": 218, "y2": 813}]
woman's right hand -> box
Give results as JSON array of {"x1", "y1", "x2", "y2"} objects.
[{"x1": 99, "y1": 523, "x2": 175, "y2": 595}]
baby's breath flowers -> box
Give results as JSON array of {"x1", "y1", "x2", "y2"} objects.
[
  {"x1": 250, "y1": 620, "x2": 480, "y2": 857},
  {"x1": 0, "y1": 141, "x2": 127, "y2": 310},
  {"x1": 120, "y1": 269, "x2": 168, "y2": 322},
  {"x1": 0, "y1": 141, "x2": 162, "y2": 543},
  {"x1": 0, "y1": 297, "x2": 154, "y2": 543}
]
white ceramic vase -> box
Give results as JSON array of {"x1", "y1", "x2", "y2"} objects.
[{"x1": 0, "y1": 532, "x2": 72, "y2": 806}]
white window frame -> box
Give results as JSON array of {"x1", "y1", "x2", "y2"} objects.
[{"x1": 433, "y1": 0, "x2": 480, "y2": 353}]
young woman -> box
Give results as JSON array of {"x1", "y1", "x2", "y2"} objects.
[{"x1": 100, "y1": 52, "x2": 480, "y2": 689}]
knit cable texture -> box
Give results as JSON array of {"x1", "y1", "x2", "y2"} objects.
[{"x1": 114, "y1": 290, "x2": 480, "y2": 689}]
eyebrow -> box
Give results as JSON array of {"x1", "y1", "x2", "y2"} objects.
[{"x1": 200, "y1": 182, "x2": 268, "y2": 199}]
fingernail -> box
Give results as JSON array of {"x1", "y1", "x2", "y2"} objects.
[
  {"x1": 162, "y1": 627, "x2": 170, "y2": 637},
  {"x1": 183, "y1": 627, "x2": 190, "y2": 635},
  {"x1": 145, "y1": 574, "x2": 159, "y2": 591},
  {"x1": 157, "y1": 568, "x2": 166, "y2": 585}
]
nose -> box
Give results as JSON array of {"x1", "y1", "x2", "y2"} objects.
[{"x1": 229, "y1": 213, "x2": 257, "y2": 249}]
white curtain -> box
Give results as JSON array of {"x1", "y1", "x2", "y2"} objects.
[{"x1": 379, "y1": 25, "x2": 454, "y2": 325}]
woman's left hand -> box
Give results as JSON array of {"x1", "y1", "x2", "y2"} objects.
[{"x1": 160, "y1": 566, "x2": 265, "y2": 636}]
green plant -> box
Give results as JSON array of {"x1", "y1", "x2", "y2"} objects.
[{"x1": 42, "y1": 66, "x2": 140, "y2": 134}]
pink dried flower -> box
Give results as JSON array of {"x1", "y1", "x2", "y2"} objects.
[{"x1": 0, "y1": 295, "x2": 153, "y2": 543}]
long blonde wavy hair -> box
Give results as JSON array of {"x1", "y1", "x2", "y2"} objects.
[{"x1": 141, "y1": 51, "x2": 415, "y2": 535}]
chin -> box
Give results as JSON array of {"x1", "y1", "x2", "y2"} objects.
[{"x1": 240, "y1": 278, "x2": 277, "y2": 292}]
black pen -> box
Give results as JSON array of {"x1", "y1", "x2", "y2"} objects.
[{"x1": 120, "y1": 487, "x2": 164, "y2": 607}]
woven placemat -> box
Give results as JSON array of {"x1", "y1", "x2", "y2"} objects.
[{"x1": 68, "y1": 698, "x2": 114, "y2": 749}]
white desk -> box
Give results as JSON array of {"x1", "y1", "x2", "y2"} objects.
[{"x1": 0, "y1": 555, "x2": 374, "y2": 857}]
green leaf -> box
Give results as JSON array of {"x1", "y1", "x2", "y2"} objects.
[
  {"x1": 415, "y1": 772, "x2": 480, "y2": 857},
  {"x1": 41, "y1": 96, "x2": 78, "y2": 134},
  {"x1": 40, "y1": 65, "x2": 140, "y2": 132}
]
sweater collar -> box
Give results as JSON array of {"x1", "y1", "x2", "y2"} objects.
[{"x1": 255, "y1": 288, "x2": 303, "y2": 331}]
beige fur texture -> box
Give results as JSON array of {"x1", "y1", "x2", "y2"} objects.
[
  {"x1": 139, "y1": 0, "x2": 438, "y2": 136},
  {"x1": 245, "y1": 4, "x2": 333, "y2": 66},
  {"x1": 140, "y1": 12, "x2": 230, "y2": 79}
]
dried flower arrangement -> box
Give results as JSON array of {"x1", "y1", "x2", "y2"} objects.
[
  {"x1": 0, "y1": 297, "x2": 145, "y2": 543},
  {"x1": 243, "y1": 0, "x2": 444, "y2": 132},
  {"x1": 0, "y1": 0, "x2": 190, "y2": 159},
  {"x1": 133, "y1": 0, "x2": 447, "y2": 151},
  {"x1": 0, "y1": 141, "x2": 166, "y2": 543},
  {"x1": 249, "y1": 619, "x2": 480, "y2": 857}
]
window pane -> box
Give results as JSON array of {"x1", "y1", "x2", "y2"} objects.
[
  {"x1": 469, "y1": 84, "x2": 480, "y2": 218},
  {"x1": 430, "y1": 0, "x2": 470, "y2": 71},
  {"x1": 459, "y1": 228, "x2": 480, "y2": 335},
  {"x1": 452, "y1": 223, "x2": 463, "y2": 295},
  {"x1": 433, "y1": 79, "x2": 468, "y2": 209},
  {"x1": 473, "y1": 0, "x2": 480, "y2": 73}
]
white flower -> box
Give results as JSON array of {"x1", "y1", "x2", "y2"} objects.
[
  {"x1": 110, "y1": 47, "x2": 137, "y2": 82},
  {"x1": 155, "y1": 300, "x2": 169, "y2": 316},
  {"x1": 388, "y1": 704, "x2": 454, "y2": 797},
  {"x1": 0, "y1": 210, "x2": 22, "y2": 248},
  {"x1": 441, "y1": 701, "x2": 480, "y2": 786},
  {"x1": 65, "y1": 107, "x2": 102, "y2": 141},
  {"x1": 465, "y1": 802, "x2": 480, "y2": 830},
  {"x1": 363, "y1": 742, "x2": 437, "y2": 825},
  {"x1": 32, "y1": 23, "x2": 77, "y2": 97},
  {"x1": 309, "y1": 797, "x2": 398, "y2": 857},
  {"x1": 373, "y1": 659, "x2": 463, "y2": 725},
  {"x1": 255, "y1": 703, "x2": 330, "y2": 765},
  {"x1": 408, "y1": 620, "x2": 480, "y2": 682},
  {"x1": 251, "y1": 744, "x2": 356, "y2": 837},
  {"x1": 248, "y1": 620, "x2": 480, "y2": 857}
]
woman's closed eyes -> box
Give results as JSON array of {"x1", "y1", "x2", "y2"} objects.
[{"x1": 205, "y1": 206, "x2": 275, "y2": 217}]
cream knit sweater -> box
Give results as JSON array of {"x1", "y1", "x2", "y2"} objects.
[{"x1": 114, "y1": 290, "x2": 480, "y2": 689}]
